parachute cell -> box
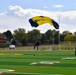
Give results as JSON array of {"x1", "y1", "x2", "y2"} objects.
[{"x1": 29, "y1": 16, "x2": 59, "y2": 29}]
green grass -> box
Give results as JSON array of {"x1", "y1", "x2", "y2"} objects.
[{"x1": 0, "y1": 50, "x2": 76, "y2": 75}]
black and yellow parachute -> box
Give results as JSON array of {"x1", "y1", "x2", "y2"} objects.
[{"x1": 29, "y1": 16, "x2": 59, "y2": 29}]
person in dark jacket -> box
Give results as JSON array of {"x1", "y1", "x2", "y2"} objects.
[{"x1": 34, "y1": 41, "x2": 40, "y2": 50}]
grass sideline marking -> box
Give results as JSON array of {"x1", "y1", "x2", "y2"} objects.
[
  {"x1": 0, "y1": 53, "x2": 23, "y2": 56},
  {"x1": 10, "y1": 72, "x2": 63, "y2": 75},
  {"x1": 29, "y1": 61, "x2": 60, "y2": 65},
  {"x1": 62, "y1": 57, "x2": 76, "y2": 60},
  {"x1": 0, "y1": 69, "x2": 15, "y2": 74}
]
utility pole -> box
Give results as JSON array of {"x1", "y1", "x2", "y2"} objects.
[{"x1": 58, "y1": 17, "x2": 60, "y2": 50}]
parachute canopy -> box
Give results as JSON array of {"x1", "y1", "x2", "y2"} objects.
[{"x1": 29, "y1": 16, "x2": 59, "y2": 29}]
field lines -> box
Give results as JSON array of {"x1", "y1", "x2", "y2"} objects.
[
  {"x1": 0, "y1": 50, "x2": 76, "y2": 75},
  {"x1": 9, "y1": 72, "x2": 63, "y2": 75},
  {"x1": 0, "y1": 69, "x2": 14, "y2": 74}
]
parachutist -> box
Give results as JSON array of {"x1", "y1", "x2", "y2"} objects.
[{"x1": 34, "y1": 41, "x2": 40, "y2": 51}]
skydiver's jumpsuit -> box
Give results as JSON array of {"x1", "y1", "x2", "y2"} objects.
[{"x1": 34, "y1": 41, "x2": 40, "y2": 50}]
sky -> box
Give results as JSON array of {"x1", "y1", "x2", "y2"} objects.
[{"x1": 0, "y1": 0, "x2": 76, "y2": 33}]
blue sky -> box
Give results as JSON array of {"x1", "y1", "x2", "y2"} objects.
[
  {"x1": 0, "y1": 0, "x2": 76, "y2": 12},
  {"x1": 0, "y1": 0, "x2": 76, "y2": 33}
]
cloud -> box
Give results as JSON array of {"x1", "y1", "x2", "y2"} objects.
[
  {"x1": 0, "y1": 5, "x2": 76, "y2": 33},
  {"x1": 53, "y1": 4, "x2": 63, "y2": 8},
  {"x1": 8, "y1": 5, "x2": 28, "y2": 17}
]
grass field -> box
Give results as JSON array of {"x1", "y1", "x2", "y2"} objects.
[{"x1": 0, "y1": 50, "x2": 76, "y2": 75}]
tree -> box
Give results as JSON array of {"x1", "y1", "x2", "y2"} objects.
[
  {"x1": 41, "y1": 33, "x2": 46, "y2": 44},
  {"x1": 4, "y1": 30, "x2": 13, "y2": 41},
  {"x1": 13, "y1": 28, "x2": 27, "y2": 46},
  {"x1": 45, "y1": 29, "x2": 58, "y2": 44},
  {"x1": 45, "y1": 29, "x2": 53, "y2": 44},
  {"x1": 11, "y1": 39, "x2": 17, "y2": 45},
  {"x1": 64, "y1": 34, "x2": 76, "y2": 48},
  {"x1": 60, "y1": 31, "x2": 72, "y2": 42},
  {"x1": 54, "y1": 31, "x2": 59, "y2": 44},
  {"x1": 64, "y1": 34, "x2": 76, "y2": 42},
  {"x1": 62, "y1": 31, "x2": 72, "y2": 35},
  {"x1": 27, "y1": 29, "x2": 41, "y2": 43},
  {"x1": 74, "y1": 32, "x2": 76, "y2": 35},
  {"x1": 60, "y1": 34, "x2": 65, "y2": 41}
]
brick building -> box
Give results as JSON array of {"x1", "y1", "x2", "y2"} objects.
[{"x1": 0, "y1": 37, "x2": 7, "y2": 45}]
